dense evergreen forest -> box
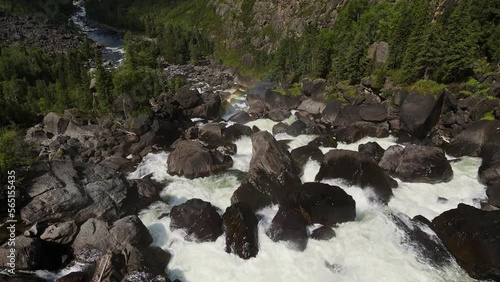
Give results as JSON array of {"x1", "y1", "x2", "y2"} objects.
[
  {"x1": 84, "y1": 0, "x2": 500, "y2": 87},
  {"x1": 1, "y1": 0, "x2": 500, "y2": 174}
]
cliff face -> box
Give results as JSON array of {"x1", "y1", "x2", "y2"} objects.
[{"x1": 211, "y1": 0, "x2": 347, "y2": 52}]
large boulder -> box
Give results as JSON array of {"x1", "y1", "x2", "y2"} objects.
[
  {"x1": 310, "y1": 226, "x2": 336, "y2": 241},
  {"x1": 223, "y1": 123, "x2": 253, "y2": 141},
  {"x1": 359, "y1": 104, "x2": 387, "y2": 122},
  {"x1": 432, "y1": 204, "x2": 500, "y2": 281},
  {"x1": 447, "y1": 120, "x2": 500, "y2": 157},
  {"x1": 266, "y1": 208, "x2": 308, "y2": 251},
  {"x1": 229, "y1": 111, "x2": 252, "y2": 124},
  {"x1": 175, "y1": 87, "x2": 202, "y2": 109},
  {"x1": 289, "y1": 182, "x2": 356, "y2": 226},
  {"x1": 315, "y1": 150, "x2": 394, "y2": 203},
  {"x1": 222, "y1": 203, "x2": 259, "y2": 259},
  {"x1": 167, "y1": 140, "x2": 233, "y2": 179},
  {"x1": 198, "y1": 122, "x2": 224, "y2": 144},
  {"x1": 301, "y1": 78, "x2": 326, "y2": 97},
  {"x1": 231, "y1": 131, "x2": 301, "y2": 211},
  {"x1": 190, "y1": 92, "x2": 222, "y2": 119},
  {"x1": 321, "y1": 100, "x2": 342, "y2": 123},
  {"x1": 21, "y1": 161, "x2": 132, "y2": 224},
  {"x1": 170, "y1": 198, "x2": 223, "y2": 242},
  {"x1": 44, "y1": 112, "x2": 70, "y2": 136},
  {"x1": 358, "y1": 142, "x2": 385, "y2": 163},
  {"x1": 379, "y1": 145, "x2": 453, "y2": 183},
  {"x1": 486, "y1": 184, "x2": 500, "y2": 208},
  {"x1": 335, "y1": 121, "x2": 389, "y2": 144},
  {"x1": 297, "y1": 98, "x2": 327, "y2": 115},
  {"x1": 399, "y1": 92, "x2": 445, "y2": 139},
  {"x1": 40, "y1": 221, "x2": 79, "y2": 245},
  {"x1": 0, "y1": 236, "x2": 44, "y2": 270},
  {"x1": 290, "y1": 145, "x2": 324, "y2": 169},
  {"x1": 285, "y1": 120, "x2": 308, "y2": 137},
  {"x1": 478, "y1": 129, "x2": 500, "y2": 186},
  {"x1": 246, "y1": 84, "x2": 301, "y2": 115}
]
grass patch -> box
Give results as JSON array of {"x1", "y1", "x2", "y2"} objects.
[
  {"x1": 410, "y1": 80, "x2": 447, "y2": 96},
  {"x1": 481, "y1": 111, "x2": 495, "y2": 121}
]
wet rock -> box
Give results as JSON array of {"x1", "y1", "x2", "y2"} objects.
[
  {"x1": 446, "y1": 120, "x2": 500, "y2": 157},
  {"x1": 432, "y1": 204, "x2": 500, "y2": 281},
  {"x1": 379, "y1": 145, "x2": 453, "y2": 183},
  {"x1": 389, "y1": 213, "x2": 452, "y2": 267},
  {"x1": 167, "y1": 140, "x2": 233, "y2": 179},
  {"x1": 127, "y1": 175, "x2": 163, "y2": 210},
  {"x1": 266, "y1": 207, "x2": 308, "y2": 251},
  {"x1": 310, "y1": 226, "x2": 336, "y2": 241},
  {"x1": 315, "y1": 149, "x2": 394, "y2": 204},
  {"x1": 335, "y1": 121, "x2": 389, "y2": 144},
  {"x1": 56, "y1": 272, "x2": 87, "y2": 282},
  {"x1": 308, "y1": 135, "x2": 338, "y2": 148},
  {"x1": 399, "y1": 92, "x2": 445, "y2": 139},
  {"x1": 486, "y1": 184, "x2": 500, "y2": 208},
  {"x1": 122, "y1": 244, "x2": 171, "y2": 278},
  {"x1": 224, "y1": 123, "x2": 253, "y2": 141},
  {"x1": 109, "y1": 216, "x2": 153, "y2": 248},
  {"x1": 272, "y1": 122, "x2": 288, "y2": 135},
  {"x1": 231, "y1": 131, "x2": 301, "y2": 211},
  {"x1": 229, "y1": 111, "x2": 252, "y2": 124},
  {"x1": 285, "y1": 120, "x2": 308, "y2": 137},
  {"x1": 358, "y1": 142, "x2": 385, "y2": 163},
  {"x1": 291, "y1": 145, "x2": 324, "y2": 169},
  {"x1": 170, "y1": 199, "x2": 223, "y2": 242},
  {"x1": 190, "y1": 92, "x2": 222, "y2": 119},
  {"x1": 0, "y1": 236, "x2": 66, "y2": 270},
  {"x1": 222, "y1": 203, "x2": 259, "y2": 259},
  {"x1": 290, "y1": 182, "x2": 356, "y2": 226},
  {"x1": 198, "y1": 122, "x2": 224, "y2": 144}
]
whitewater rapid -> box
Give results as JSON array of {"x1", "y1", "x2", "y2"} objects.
[{"x1": 129, "y1": 118, "x2": 484, "y2": 282}]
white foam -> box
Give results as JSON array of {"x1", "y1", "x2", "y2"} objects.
[{"x1": 129, "y1": 131, "x2": 483, "y2": 282}]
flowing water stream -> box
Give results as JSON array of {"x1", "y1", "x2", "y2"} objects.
[{"x1": 129, "y1": 117, "x2": 486, "y2": 282}]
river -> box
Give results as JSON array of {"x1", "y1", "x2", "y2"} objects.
[{"x1": 40, "y1": 3, "x2": 488, "y2": 282}]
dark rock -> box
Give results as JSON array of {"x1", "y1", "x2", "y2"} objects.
[
  {"x1": 224, "y1": 123, "x2": 253, "y2": 141},
  {"x1": 129, "y1": 115, "x2": 152, "y2": 136},
  {"x1": 222, "y1": 203, "x2": 259, "y2": 259},
  {"x1": 21, "y1": 161, "x2": 132, "y2": 224},
  {"x1": 308, "y1": 135, "x2": 338, "y2": 148},
  {"x1": 198, "y1": 122, "x2": 224, "y2": 144},
  {"x1": 127, "y1": 175, "x2": 163, "y2": 209},
  {"x1": 170, "y1": 199, "x2": 223, "y2": 242},
  {"x1": 290, "y1": 182, "x2": 356, "y2": 226},
  {"x1": 109, "y1": 216, "x2": 153, "y2": 248},
  {"x1": 359, "y1": 105, "x2": 387, "y2": 122},
  {"x1": 272, "y1": 122, "x2": 288, "y2": 135},
  {"x1": 380, "y1": 145, "x2": 453, "y2": 183},
  {"x1": 478, "y1": 128, "x2": 500, "y2": 186},
  {"x1": 90, "y1": 251, "x2": 126, "y2": 282},
  {"x1": 358, "y1": 142, "x2": 385, "y2": 163},
  {"x1": 335, "y1": 121, "x2": 389, "y2": 144},
  {"x1": 432, "y1": 204, "x2": 500, "y2": 281},
  {"x1": 297, "y1": 98, "x2": 327, "y2": 115},
  {"x1": 229, "y1": 111, "x2": 252, "y2": 124},
  {"x1": 413, "y1": 215, "x2": 432, "y2": 227},
  {"x1": 301, "y1": 78, "x2": 326, "y2": 97},
  {"x1": 167, "y1": 140, "x2": 233, "y2": 179},
  {"x1": 310, "y1": 226, "x2": 336, "y2": 241},
  {"x1": 447, "y1": 120, "x2": 500, "y2": 157},
  {"x1": 190, "y1": 92, "x2": 222, "y2": 119},
  {"x1": 315, "y1": 149, "x2": 394, "y2": 204},
  {"x1": 122, "y1": 244, "x2": 171, "y2": 277},
  {"x1": 231, "y1": 131, "x2": 301, "y2": 211},
  {"x1": 486, "y1": 184, "x2": 500, "y2": 207},
  {"x1": 495, "y1": 108, "x2": 500, "y2": 120},
  {"x1": 437, "y1": 197, "x2": 449, "y2": 204},
  {"x1": 24, "y1": 222, "x2": 48, "y2": 238},
  {"x1": 267, "y1": 109, "x2": 290, "y2": 122},
  {"x1": 286, "y1": 120, "x2": 308, "y2": 137},
  {"x1": 0, "y1": 236, "x2": 67, "y2": 270},
  {"x1": 40, "y1": 221, "x2": 78, "y2": 245},
  {"x1": 321, "y1": 100, "x2": 342, "y2": 123},
  {"x1": 175, "y1": 87, "x2": 202, "y2": 109},
  {"x1": 389, "y1": 213, "x2": 452, "y2": 267},
  {"x1": 266, "y1": 208, "x2": 308, "y2": 251},
  {"x1": 252, "y1": 125, "x2": 260, "y2": 133},
  {"x1": 333, "y1": 105, "x2": 362, "y2": 126},
  {"x1": 56, "y1": 272, "x2": 87, "y2": 282},
  {"x1": 291, "y1": 145, "x2": 324, "y2": 169},
  {"x1": 399, "y1": 92, "x2": 445, "y2": 139},
  {"x1": 442, "y1": 112, "x2": 456, "y2": 127}
]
